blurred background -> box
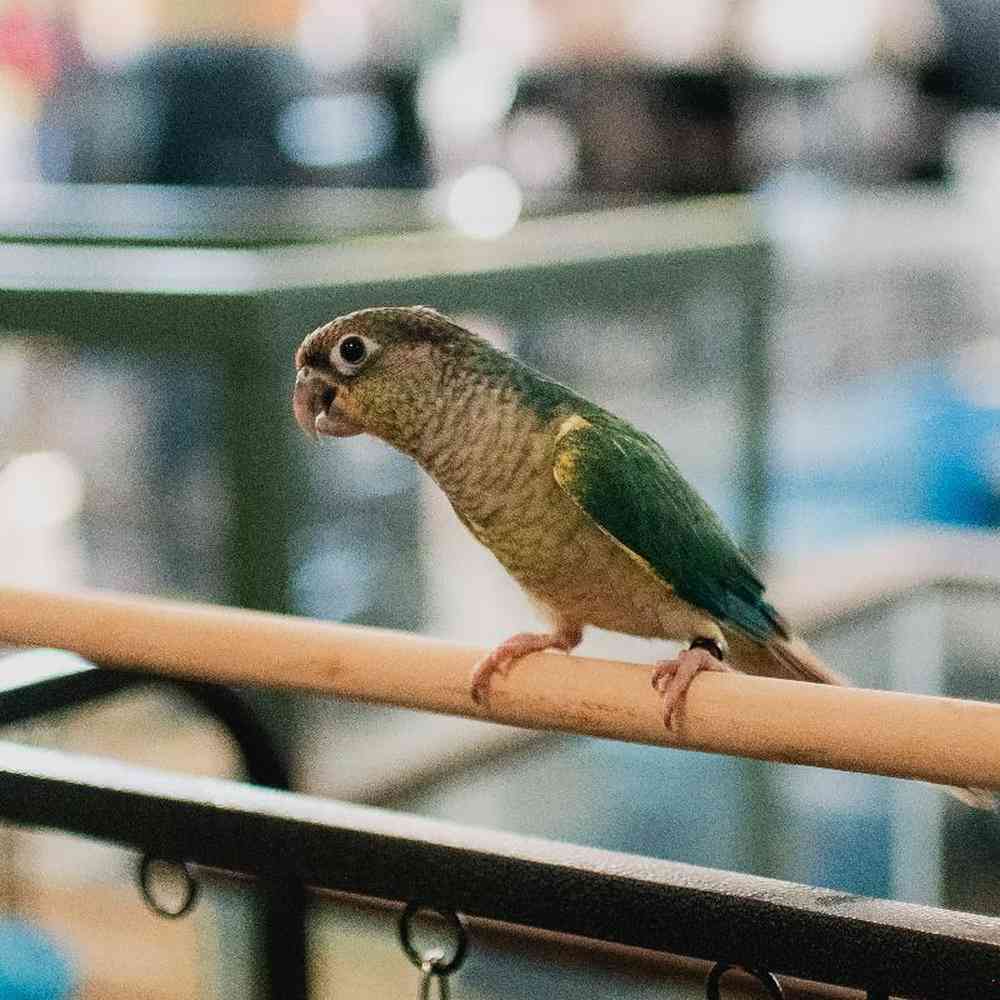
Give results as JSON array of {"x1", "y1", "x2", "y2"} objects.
[{"x1": 3, "y1": 0, "x2": 1000, "y2": 997}]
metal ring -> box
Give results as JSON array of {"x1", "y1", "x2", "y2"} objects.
[
  {"x1": 138, "y1": 856, "x2": 199, "y2": 919},
  {"x1": 706, "y1": 963, "x2": 784, "y2": 1000},
  {"x1": 398, "y1": 902, "x2": 467, "y2": 975}
]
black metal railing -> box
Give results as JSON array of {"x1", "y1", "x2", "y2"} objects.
[
  {"x1": 0, "y1": 721, "x2": 998, "y2": 998},
  {"x1": 0, "y1": 657, "x2": 307, "y2": 1000}
]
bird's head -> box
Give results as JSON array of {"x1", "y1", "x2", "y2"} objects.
[{"x1": 293, "y1": 305, "x2": 475, "y2": 442}]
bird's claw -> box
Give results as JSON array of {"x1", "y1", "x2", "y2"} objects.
[
  {"x1": 652, "y1": 646, "x2": 731, "y2": 730},
  {"x1": 469, "y1": 654, "x2": 513, "y2": 706},
  {"x1": 469, "y1": 626, "x2": 583, "y2": 708}
]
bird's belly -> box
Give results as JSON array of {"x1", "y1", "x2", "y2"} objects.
[
  {"x1": 524, "y1": 546, "x2": 709, "y2": 640},
  {"x1": 477, "y1": 491, "x2": 711, "y2": 642}
]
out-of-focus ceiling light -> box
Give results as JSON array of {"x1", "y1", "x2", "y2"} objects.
[
  {"x1": 295, "y1": 1, "x2": 371, "y2": 73},
  {"x1": 77, "y1": 0, "x2": 154, "y2": 67},
  {"x1": 625, "y1": 0, "x2": 729, "y2": 66},
  {"x1": 442, "y1": 165, "x2": 522, "y2": 239},
  {"x1": 741, "y1": 0, "x2": 875, "y2": 77},
  {"x1": 0, "y1": 450, "x2": 84, "y2": 528},
  {"x1": 417, "y1": 51, "x2": 518, "y2": 145}
]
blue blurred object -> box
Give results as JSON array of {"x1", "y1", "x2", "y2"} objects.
[
  {"x1": 0, "y1": 919, "x2": 75, "y2": 1000},
  {"x1": 771, "y1": 357, "x2": 1000, "y2": 554},
  {"x1": 913, "y1": 364, "x2": 1000, "y2": 528}
]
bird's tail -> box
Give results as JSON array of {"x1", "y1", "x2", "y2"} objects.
[
  {"x1": 726, "y1": 629, "x2": 996, "y2": 811},
  {"x1": 726, "y1": 629, "x2": 847, "y2": 685}
]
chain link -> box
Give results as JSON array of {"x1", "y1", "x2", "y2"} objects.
[{"x1": 138, "y1": 856, "x2": 199, "y2": 919}]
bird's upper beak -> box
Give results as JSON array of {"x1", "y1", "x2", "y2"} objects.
[{"x1": 293, "y1": 368, "x2": 363, "y2": 438}]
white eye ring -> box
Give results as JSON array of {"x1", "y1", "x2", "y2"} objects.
[{"x1": 331, "y1": 333, "x2": 379, "y2": 376}]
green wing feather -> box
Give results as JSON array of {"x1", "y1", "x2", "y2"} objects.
[{"x1": 552, "y1": 415, "x2": 788, "y2": 643}]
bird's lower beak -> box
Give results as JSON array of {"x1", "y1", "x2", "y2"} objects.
[{"x1": 293, "y1": 370, "x2": 363, "y2": 439}]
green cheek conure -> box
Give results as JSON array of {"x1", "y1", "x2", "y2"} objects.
[
  {"x1": 291, "y1": 306, "x2": 990, "y2": 808},
  {"x1": 293, "y1": 304, "x2": 842, "y2": 716}
]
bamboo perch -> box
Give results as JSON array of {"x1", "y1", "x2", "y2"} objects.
[{"x1": 1, "y1": 585, "x2": 999, "y2": 791}]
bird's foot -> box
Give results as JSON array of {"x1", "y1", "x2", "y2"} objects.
[
  {"x1": 652, "y1": 638, "x2": 731, "y2": 729},
  {"x1": 470, "y1": 625, "x2": 582, "y2": 706}
]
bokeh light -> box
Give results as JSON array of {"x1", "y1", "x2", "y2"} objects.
[
  {"x1": 0, "y1": 451, "x2": 84, "y2": 528},
  {"x1": 442, "y1": 164, "x2": 523, "y2": 239}
]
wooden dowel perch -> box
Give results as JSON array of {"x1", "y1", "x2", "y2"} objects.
[{"x1": 1, "y1": 586, "x2": 999, "y2": 791}]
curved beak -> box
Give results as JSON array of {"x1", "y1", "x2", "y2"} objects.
[{"x1": 293, "y1": 368, "x2": 363, "y2": 439}]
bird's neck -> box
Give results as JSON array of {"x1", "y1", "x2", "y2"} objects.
[{"x1": 384, "y1": 363, "x2": 547, "y2": 515}]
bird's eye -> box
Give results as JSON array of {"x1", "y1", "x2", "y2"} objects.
[
  {"x1": 331, "y1": 333, "x2": 378, "y2": 375},
  {"x1": 340, "y1": 336, "x2": 366, "y2": 364}
]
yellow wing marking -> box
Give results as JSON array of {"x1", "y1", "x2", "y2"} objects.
[
  {"x1": 555, "y1": 413, "x2": 592, "y2": 440},
  {"x1": 553, "y1": 414, "x2": 590, "y2": 487}
]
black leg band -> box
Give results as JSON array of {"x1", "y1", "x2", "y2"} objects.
[{"x1": 689, "y1": 637, "x2": 725, "y2": 661}]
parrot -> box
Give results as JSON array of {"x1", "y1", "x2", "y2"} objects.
[{"x1": 292, "y1": 305, "x2": 991, "y2": 807}]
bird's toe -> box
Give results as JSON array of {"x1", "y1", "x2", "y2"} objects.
[
  {"x1": 469, "y1": 652, "x2": 510, "y2": 706},
  {"x1": 650, "y1": 660, "x2": 677, "y2": 692},
  {"x1": 653, "y1": 646, "x2": 731, "y2": 729}
]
